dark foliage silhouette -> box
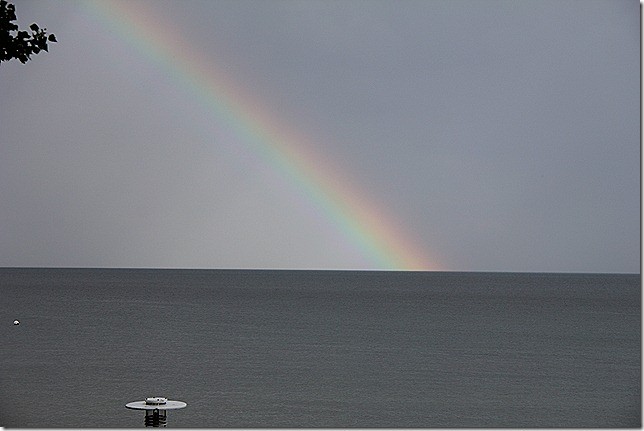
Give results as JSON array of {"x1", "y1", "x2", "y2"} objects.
[{"x1": 1, "y1": 0, "x2": 56, "y2": 64}]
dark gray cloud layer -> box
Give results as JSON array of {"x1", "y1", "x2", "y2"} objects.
[{"x1": 0, "y1": 0, "x2": 639, "y2": 272}]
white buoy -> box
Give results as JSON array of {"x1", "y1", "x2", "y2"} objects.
[
  {"x1": 13, "y1": 320, "x2": 19, "y2": 326},
  {"x1": 126, "y1": 396, "x2": 187, "y2": 427}
]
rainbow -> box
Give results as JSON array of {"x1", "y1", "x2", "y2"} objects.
[{"x1": 84, "y1": 0, "x2": 444, "y2": 271}]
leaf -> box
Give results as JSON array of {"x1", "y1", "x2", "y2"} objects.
[
  {"x1": 48, "y1": 34, "x2": 56, "y2": 42},
  {"x1": 29, "y1": 23, "x2": 39, "y2": 31}
]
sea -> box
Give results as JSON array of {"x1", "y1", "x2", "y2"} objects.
[{"x1": 0, "y1": 268, "x2": 640, "y2": 428}]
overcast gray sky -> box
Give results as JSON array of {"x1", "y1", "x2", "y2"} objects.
[{"x1": 0, "y1": 0, "x2": 639, "y2": 272}]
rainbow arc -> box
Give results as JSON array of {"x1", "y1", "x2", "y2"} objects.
[{"x1": 86, "y1": 0, "x2": 444, "y2": 271}]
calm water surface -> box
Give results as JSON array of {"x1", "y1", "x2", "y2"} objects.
[{"x1": 0, "y1": 269, "x2": 640, "y2": 427}]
